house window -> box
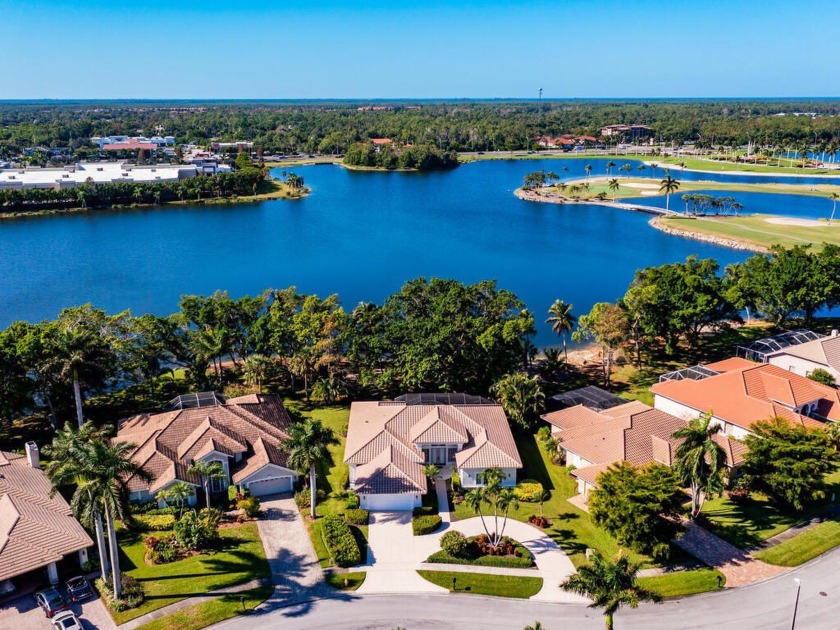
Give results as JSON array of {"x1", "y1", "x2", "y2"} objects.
[
  {"x1": 447, "y1": 447, "x2": 457, "y2": 462},
  {"x1": 209, "y1": 474, "x2": 228, "y2": 493}
]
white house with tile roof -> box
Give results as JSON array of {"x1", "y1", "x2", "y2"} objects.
[
  {"x1": 765, "y1": 331, "x2": 840, "y2": 382},
  {"x1": 344, "y1": 395, "x2": 522, "y2": 511},
  {"x1": 116, "y1": 393, "x2": 299, "y2": 503}
]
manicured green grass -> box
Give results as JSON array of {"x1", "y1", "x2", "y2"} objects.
[
  {"x1": 638, "y1": 568, "x2": 726, "y2": 598},
  {"x1": 657, "y1": 215, "x2": 840, "y2": 251},
  {"x1": 754, "y1": 518, "x2": 840, "y2": 566},
  {"x1": 417, "y1": 570, "x2": 543, "y2": 598},
  {"x1": 133, "y1": 585, "x2": 273, "y2": 630},
  {"x1": 700, "y1": 470, "x2": 840, "y2": 549},
  {"x1": 325, "y1": 571, "x2": 366, "y2": 591},
  {"x1": 652, "y1": 155, "x2": 835, "y2": 175},
  {"x1": 111, "y1": 523, "x2": 270, "y2": 624}
]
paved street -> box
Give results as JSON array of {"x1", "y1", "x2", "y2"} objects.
[{"x1": 215, "y1": 542, "x2": 840, "y2": 630}]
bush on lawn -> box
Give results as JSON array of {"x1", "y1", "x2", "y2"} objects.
[
  {"x1": 237, "y1": 496, "x2": 261, "y2": 518},
  {"x1": 345, "y1": 492, "x2": 360, "y2": 509},
  {"x1": 440, "y1": 530, "x2": 469, "y2": 558},
  {"x1": 144, "y1": 534, "x2": 181, "y2": 564},
  {"x1": 174, "y1": 508, "x2": 222, "y2": 551},
  {"x1": 513, "y1": 480, "x2": 544, "y2": 502},
  {"x1": 528, "y1": 514, "x2": 550, "y2": 528},
  {"x1": 427, "y1": 534, "x2": 534, "y2": 568},
  {"x1": 412, "y1": 514, "x2": 442, "y2": 535},
  {"x1": 133, "y1": 513, "x2": 176, "y2": 531},
  {"x1": 96, "y1": 575, "x2": 145, "y2": 612},
  {"x1": 295, "y1": 487, "x2": 326, "y2": 509},
  {"x1": 344, "y1": 508, "x2": 369, "y2": 525},
  {"x1": 320, "y1": 516, "x2": 361, "y2": 567}
]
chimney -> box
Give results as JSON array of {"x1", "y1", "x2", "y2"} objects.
[
  {"x1": 25, "y1": 441, "x2": 40, "y2": 469},
  {"x1": 831, "y1": 330, "x2": 838, "y2": 338}
]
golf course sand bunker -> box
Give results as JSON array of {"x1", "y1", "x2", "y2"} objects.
[
  {"x1": 624, "y1": 182, "x2": 659, "y2": 189},
  {"x1": 764, "y1": 217, "x2": 836, "y2": 227}
]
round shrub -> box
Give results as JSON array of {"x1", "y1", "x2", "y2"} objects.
[
  {"x1": 345, "y1": 493, "x2": 360, "y2": 510},
  {"x1": 513, "y1": 480, "x2": 544, "y2": 502},
  {"x1": 344, "y1": 508, "x2": 369, "y2": 526},
  {"x1": 133, "y1": 513, "x2": 176, "y2": 531},
  {"x1": 237, "y1": 496, "x2": 261, "y2": 518},
  {"x1": 440, "y1": 530, "x2": 469, "y2": 558},
  {"x1": 412, "y1": 514, "x2": 442, "y2": 535}
]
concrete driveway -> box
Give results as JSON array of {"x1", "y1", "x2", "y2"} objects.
[{"x1": 0, "y1": 591, "x2": 115, "y2": 630}]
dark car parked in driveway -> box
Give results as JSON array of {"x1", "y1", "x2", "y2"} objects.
[
  {"x1": 65, "y1": 576, "x2": 93, "y2": 602},
  {"x1": 35, "y1": 587, "x2": 68, "y2": 618}
]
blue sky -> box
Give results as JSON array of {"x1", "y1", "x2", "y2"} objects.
[{"x1": 1, "y1": 0, "x2": 837, "y2": 99}]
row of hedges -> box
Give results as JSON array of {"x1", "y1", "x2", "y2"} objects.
[
  {"x1": 427, "y1": 532, "x2": 534, "y2": 568},
  {"x1": 132, "y1": 513, "x2": 176, "y2": 531},
  {"x1": 426, "y1": 549, "x2": 534, "y2": 568},
  {"x1": 412, "y1": 506, "x2": 442, "y2": 535},
  {"x1": 96, "y1": 576, "x2": 145, "y2": 612},
  {"x1": 344, "y1": 508, "x2": 369, "y2": 526},
  {"x1": 320, "y1": 516, "x2": 361, "y2": 567}
]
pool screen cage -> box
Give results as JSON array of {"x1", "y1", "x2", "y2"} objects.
[
  {"x1": 549, "y1": 386, "x2": 627, "y2": 411},
  {"x1": 658, "y1": 365, "x2": 720, "y2": 383},
  {"x1": 395, "y1": 393, "x2": 497, "y2": 406},
  {"x1": 167, "y1": 391, "x2": 227, "y2": 410},
  {"x1": 736, "y1": 329, "x2": 825, "y2": 363}
]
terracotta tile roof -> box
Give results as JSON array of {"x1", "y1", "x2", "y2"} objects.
[
  {"x1": 705, "y1": 357, "x2": 756, "y2": 372},
  {"x1": 542, "y1": 405, "x2": 610, "y2": 430},
  {"x1": 571, "y1": 462, "x2": 615, "y2": 487},
  {"x1": 0, "y1": 451, "x2": 93, "y2": 581},
  {"x1": 345, "y1": 399, "x2": 521, "y2": 494},
  {"x1": 116, "y1": 394, "x2": 292, "y2": 496},
  {"x1": 651, "y1": 361, "x2": 839, "y2": 432}
]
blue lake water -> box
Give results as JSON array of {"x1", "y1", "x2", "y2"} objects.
[{"x1": 0, "y1": 158, "x2": 834, "y2": 345}]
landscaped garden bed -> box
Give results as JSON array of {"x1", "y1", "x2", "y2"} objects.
[
  {"x1": 325, "y1": 571, "x2": 367, "y2": 591},
  {"x1": 426, "y1": 530, "x2": 535, "y2": 568}
]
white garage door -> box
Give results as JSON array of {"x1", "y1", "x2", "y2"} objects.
[
  {"x1": 247, "y1": 476, "x2": 292, "y2": 497},
  {"x1": 360, "y1": 493, "x2": 415, "y2": 511}
]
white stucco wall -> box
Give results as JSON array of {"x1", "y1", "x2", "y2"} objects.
[
  {"x1": 459, "y1": 466, "x2": 518, "y2": 488},
  {"x1": 564, "y1": 451, "x2": 593, "y2": 470},
  {"x1": 654, "y1": 394, "x2": 751, "y2": 439},
  {"x1": 768, "y1": 354, "x2": 839, "y2": 381}
]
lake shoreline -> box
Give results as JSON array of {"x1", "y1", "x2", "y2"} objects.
[
  {"x1": 648, "y1": 217, "x2": 767, "y2": 253},
  {"x1": 0, "y1": 180, "x2": 308, "y2": 221}
]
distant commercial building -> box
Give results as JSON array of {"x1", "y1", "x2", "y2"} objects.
[
  {"x1": 91, "y1": 135, "x2": 176, "y2": 150},
  {"x1": 600, "y1": 124, "x2": 653, "y2": 141},
  {"x1": 211, "y1": 141, "x2": 254, "y2": 152},
  {"x1": 0, "y1": 162, "x2": 197, "y2": 190}
]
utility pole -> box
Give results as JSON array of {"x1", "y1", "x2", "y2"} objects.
[{"x1": 790, "y1": 578, "x2": 802, "y2": 630}]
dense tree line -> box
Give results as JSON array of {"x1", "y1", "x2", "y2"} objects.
[
  {"x1": 2, "y1": 100, "x2": 839, "y2": 158},
  {"x1": 0, "y1": 278, "x2": 534, "y2": 448},
  {"x1": 343, "y1": 142, "x2": 458, "y2": 170},
  {"x1": 0, "y1": 169, "x2": 267, "y2": 212}
]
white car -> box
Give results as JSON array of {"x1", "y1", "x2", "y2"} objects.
[{"x1": 51, "y1": 611, "x2": 82, "y2": 630}]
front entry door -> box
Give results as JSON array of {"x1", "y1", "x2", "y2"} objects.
[{"x1": 431, "y1": 447, "x2": 447, "y2": 465}]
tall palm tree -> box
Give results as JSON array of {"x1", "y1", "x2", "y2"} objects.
[
  {"x1": 188, "y1": 460, "x2": 227, "y2": 510},
  {"x1": 585, "y1": 164, "x2": 592, "y2": 179},
  {"x1": 829, "y1": 192, "x2": 839, "y2": 224},
  {"x1": 285, "y1": 418, "x2": 339, "y2": 518},
  {"x1": 659, "y1": 172, "x2": 680, "y2": 212},
  {"x1": 605, "y1": 161, "x2": 615, "y2": 177},
  {"x1": 672, "y1": 413, "x2": 727, "y2": 519},
  {"x1": 545, "y1": 299, "x2": 576, "y2": 363},
  {"x1": 55, "y1": 327, "x2": 92, "y2": 428},
  {"x1": 561, "y1": 552, "x2": 661, "y2": 630},
  {"x1": 607, "y1": 178, "x2": 620, "y2": 200},
  {"x1": 82, "y1": 438, "x2": 151, "y2": 600},
  {"x1": 44, "y1": 422, "x2": 113, "y2": 579}
]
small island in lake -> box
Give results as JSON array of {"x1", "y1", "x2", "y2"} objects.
[{"x1": 343, "y1": 138, "x2": 458, "y2": 171}]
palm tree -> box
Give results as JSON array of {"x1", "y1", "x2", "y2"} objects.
[
  {"x1": 524, "y1": 623, "x2": 545, "y2": 630},
  {"x1": 585, "y1": 164, "x2": 592, "y2": 179},
  {"x1": 490, "y1": 372, "x2": 545, "y2": 429},
  {"x1": 605, "y1": 161, "x2": 615, "y2": 177},
  {"x1": 44, "y1": 422, "x2": 113, "y2": 580},
  {"x1": 55, "y1": 327, "x2": 91, "y2": 428},
  {"x1": 829, "y1": 192, "x2": 839, "y2": 224},
  {"x1": 82, "y1": 438, "x2": 151, "y2": 600},
  {"x1": 545, "y1": 299, "x2": 576, "y2": 363},
  {"x1": 243, "y1": 353, "x2": 271, "y2": 393},
  {"x1": 672, "y1": 412, "x2": 727, "y2": 520},
  {"x1": 659, "y1": 172, "x2": 680, "y2": 212},
  {"x1": 285, "y1": 418, "x2": 339, "y2": 518},
  {"x1": 422, "y1": 464, "x2": 440, "y2": 488},
  {"x1": 159, "y1": 481, "x2": 194, "y2": 518},
  {"x1": 561, "y1": 552, "x2": 661, "y2": 630},
  {"x1": 620, "y1": 163, "x2": 632, "y2": 178},
  {"x1": 463, "y1": 468, "x2": 518, "y2": 547},
  {"x1": 188, "y1": 460, "x2": 227, "y2": 510},
  {"x1": 607, "y1": 178, "x2": 620, "y2": 200}
]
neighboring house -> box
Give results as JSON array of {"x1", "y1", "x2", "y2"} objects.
[
  {"x1": 651, "y1": 357, "x2": 840, "y2": 439},
  {"x1": 764, "y1": 331, "x2": 840, "y2": 382},
  {"x1": 547, "y1": 385, "x2": 628, "y2": 413},
  {"x1": 541, "y1": 401, "x2": 746, "y2": 497},
  {"x1": 116, "y1": 392, "x2": 298, "y2": 505},
  {"x1": 344, "y1": 393, "x2": 523, "y2": 511},
  {"x1": 0, "y1": 443, "x2": 93, "y2": 587}
]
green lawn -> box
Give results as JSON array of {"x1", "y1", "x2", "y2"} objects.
[
  {"x1": 133, "y1": 585, "x2": 273, "y2": 630},
  {"x1": 417, "y1": 570, "x2": 543, "y2": 598},
  {"x1": 657, "y1": 215, "x2": 840, "y2": 252},
  {"x1": 325, "y1": 571, "x2": 367, "y2": 590},
  {"x1": 111, "y1": 523, "x2": 270, "y2": 624},
  {"x1": 754, "y1": 517, "x2": 840, "y2": 567},
  {"x1": 638, "y1": 568, "x2": 726, "y2": 598},
  {"x1": 701, "y1": 470, "x2": 840, "y2": 549}
]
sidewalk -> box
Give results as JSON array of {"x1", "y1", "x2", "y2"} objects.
[
  {"x1": 749, "y1": 505, "x2": 840, "y2": 552},
  {"x1": 435, "y1": 478, "x2": 451, "y2": 523}
]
